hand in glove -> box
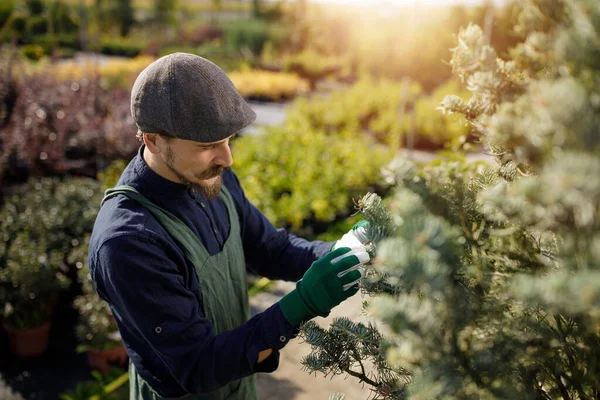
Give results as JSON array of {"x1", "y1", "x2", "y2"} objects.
[
  {"x1": 332, "y1": 220, "x2": 370, "y2": 251},
  {"x1": 279, "y1": 247, "x2": 370, "y2": 327}
]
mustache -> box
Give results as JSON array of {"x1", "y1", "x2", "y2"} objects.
[{"x1": 196, "y1": 166, "x2": 226, "y2": 180}]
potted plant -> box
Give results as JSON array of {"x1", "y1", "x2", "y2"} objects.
[
  {"x1": 0, "y1": 232, "x2": 70, "y2": 358},
  {"x1": 0, "y1": 177, "x2": 100, "y2": 358},
  {"x1": 74, "y1": 261, "x2": 128, "y2": 373}
]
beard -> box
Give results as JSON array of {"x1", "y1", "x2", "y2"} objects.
[{"x1": 164, "y1": 145, "x2": 225, "y2": 200}]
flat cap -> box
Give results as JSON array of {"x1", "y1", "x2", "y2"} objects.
[{"x1": 131, "y1": 52, "x2": 256, "y2": 143}]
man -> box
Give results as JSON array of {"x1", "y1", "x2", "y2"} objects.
[{"x1": 89, "y1": 53, "x2": 370, "y2": 400}]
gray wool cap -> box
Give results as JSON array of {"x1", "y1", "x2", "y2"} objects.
[{"x1": 131, "y1": 52, "x2": 256, "y2": 143}]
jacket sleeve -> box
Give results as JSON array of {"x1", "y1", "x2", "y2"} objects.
[
  {"x1": 92, "y1": 234, "x2": 297, "y2": 396},
  {"x1": 224, "y1": 169, "x2": 334, "y2": 281}
]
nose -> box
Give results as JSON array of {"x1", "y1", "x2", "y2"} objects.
[{"x1": 214, "y1": 142, "x2": 233, "y2": 168}]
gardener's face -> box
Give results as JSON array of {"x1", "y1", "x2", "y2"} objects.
[{"x1": 157, "y1": 135, "x2": 234, "y2": 199}]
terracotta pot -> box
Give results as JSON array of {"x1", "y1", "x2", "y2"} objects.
[
  {"x1": 2, "y1": 321, "x2": 52, "y2": 358},
  {"x1": 47, "y1": 295, "x2": 59, "y2": 312},
  {"x1": 87, "y1": 345, "x2": 129, "y2": 373}
]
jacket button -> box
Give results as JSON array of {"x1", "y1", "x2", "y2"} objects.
[
  {"x1": 200, "y1": 202, "x2": 206, "y2": 208},
  {"x1": 155, "y1": 326, "x2": 163, "y2": 334},
  {"x1": 279, "y1": 335, "x2": 286, "y2": 342}
]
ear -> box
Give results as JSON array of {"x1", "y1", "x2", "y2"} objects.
[{"x1": 143, "y1": 133, "x2": 163, "y2": 154}]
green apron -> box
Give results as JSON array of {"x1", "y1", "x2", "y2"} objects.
[{"x1": 102, "y1": 185, "x2": 257, "y2": 400}]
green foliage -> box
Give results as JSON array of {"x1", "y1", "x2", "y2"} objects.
[
  {"x1": 300, "y1": 318, "x2": 409, "y2": 398},
  {"x1": 0, "y1": 1, "x2": 14, "y2": 30},
  {"x1": 314, "y1": 214, "x2": 363, "y2": 243},
  {"x1": 21, "y1": 44, "x2": 44, "y2": 61},
  {"x1": 232, "y1": 126, "x2": 392, "y2": 233},
  {"x1": 48, "y1": 1, "x2": 79, "y2": 35},
  {"x1": 26, "y1": 0, "x2": 45, "y2": 16},
  {"x1": 59, "y1": 368, "x2": 129, "y2": 400},
  {"x1": 286, "y1": 77, "x2": 472, "y2": 150},
  {"x1": 223, "y1": 19, "x2": 280, "y2": 56},
  {"x1": 283, "y1": 49, "x2": 343, "y2": 89},
  {"x1": 9, "y1": 15, "x2": 26, "y2": 35},
  {"x1": 73, "y1": 246, "x2": 122, "y2": 352},
  {"x1": 98, "y1": 159, "x2": 129, "y2": 193},
  {"x1": 94, "y1": 39, "x2": 143, "y2": 57},
  {"x1": 414, "y1": 80, "x2": 472, "y2": 150},
  {"x1": 0, "y1": 231, "x2": 69, "y2": 329},
  {"x1": 303, "y1": 1, "x2": 600, "y2": 398},
  {"x1": 0, "y1": 177, "x2": 103, "y2": 329},
  {"x1": 153, "y1": 0, "x2": 177, "y2": 26},
  {"x1": 27, "y1": 14, "x2": 48, "y2": 36},
  {"x1": 116, "y1": 0, "x2": 134, "y2": 37},
  {"x1": 32, "y1": 34, "x2": 80, "y2": 52},
  {"x1": 286, "y1": 77, "x2": 422, "y2": 148}
]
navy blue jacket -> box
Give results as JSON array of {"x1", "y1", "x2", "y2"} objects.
[{"x1": 89, "y1": 145, "x2": 333, "y2": 396}]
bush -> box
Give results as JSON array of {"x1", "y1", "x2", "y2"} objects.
[
  {"x1": 0, "y1": 1, "x2": 14, "y2": 30},
  {"x1": 26, "y1": 15, "x2": 48, "y2": 36},
  {"x1": 282, "y1": 49, "x2": 343, "y2": 89},
  {"x1": 59, "y1": 368, "x2": 129, "y2": 400},
  {"x1": 73, "y1": 249, "x2": 122, "y2": 352},
  {"x1": 0, "y1": 66, "x2": 139, "y2": 186},
  {"x1": 303, "y1": 1, "x2": 600, "y2": 398},
  {"x1": 223, "y1": 19, "x2": 274, "y2": 55},
  {"x1": 21, "y1": 44, "x2": 44, "y2": 61},
  {"x1": 8, "y1": 15, "x2": 26, "y2": 35},
  {"x1": 412, "y1": 79, "x2": 472, "y2": 149},
  {"x1": 40, "y1": 55, "x2": 153, "y2": 89},
  {"x1": 286, "y1": 77, "x2": 473, "y2": 150},
  {"x1": 286, "y1": 77, "x2": 422, "y2": 147},
  {"x1": 184, "y1": 25, "x2": 223, "y2": 46},
  {"x1": 26, "y1": 0, "x2": 45, "y2": 16},
  {"x1": 228, "y1": 68, "x2": 309, "y2": 101},
  {"x1": 232, "y1": 126, "x2": 393, "y2": 233},
  {"x1": 32, "y1": 34, "x2": 81, "y2": 51},
  {"x1": 49, "y1": 0, "x2": 79, "y2": 35},
  {"x1": 95, "y1": 39, "x2": 143, "y2": 58},
  {"x1": 0, "y1": 177, "x2": 102, "y2": 329},
  {"x1": 98, "y1": 159, "x2": 128, "y2": 192}
]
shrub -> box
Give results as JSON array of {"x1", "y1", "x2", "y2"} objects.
[
  {"x1": 282, "y1": 49, "x2": 343, "y2": 89},
  {"x1": 95, "y1": 39, "x2": 143, "y2": 58},
  {"x1": 412, "y1": 79, "x2": 472, "y2": 149},
  {"x1": 228, "y1": 68, "x2": 309, "y2": 101},
  {"x1": 20, "y1": 44, "x2": 44, "y2": 61},
  {"x1": 223, "y1": 19, "x2": 274, "y2": 55},
  {"x1": 98, "y1": 159, "x2": 128, "y2": 192},
  {"x1": 184, "y1": 25, "x2": 223, "y2": 46},
  {"x1": 285, "y1": 77, "x2": 422, "y2": 147},
  {"x1": 0, "y1": 232, "x2": 70, "y2": 329},
  {"x1": 26, "y1": 0, "x2": 45, "y2": 16},
  {"x1": 49, "y1": 1, "x2": 79, "y2": 35},
  {"x1": 303, "y1": 1, "x2": 600, "y2": 398},
  {"x1": 26, "y1": 15, "x2": 48, "y2": 36},
  {"x1": 59, "y1": 368, "x2": 129, "y2": 400},
  {"x1": 0, "y1": 1, "x2": 14, "y2": 30},
  {"x1": 286, "y1": 77, "x2": 473, "y2": 150},
  {"x1": 0, "y1": 177, "x2": 102, "y2": 328},
  {"x1": 73, "y1": 244, "x2": 122, "y2": 352},
  {"x1": 232, "y1": 126, "x2": 393, "y2": 233},
  {"x1": 0, "y1": 65, "x2": 139, "y2": 185},
  {"x1": 32, "y1": 34, "x2": 81, "y2": 51}
]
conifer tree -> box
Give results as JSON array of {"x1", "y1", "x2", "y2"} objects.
[{"x1": 300, "y1": 1, "x2": 600, "y2": 398}]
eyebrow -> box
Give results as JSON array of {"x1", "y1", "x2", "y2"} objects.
[{"x1": 197, "y1": 134, "x2": 237, "y2": 147}]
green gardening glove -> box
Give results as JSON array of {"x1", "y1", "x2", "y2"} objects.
[{"x1": 279, "y1": 247, "x2": 370, "y2": 327}]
